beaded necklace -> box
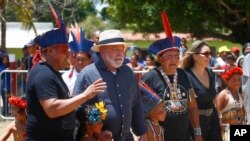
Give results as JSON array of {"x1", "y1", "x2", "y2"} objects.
[
  {"x1": 147, "y1": 119, "x2": 164, "y2": 141},
  {"x1": 159, "y1": 67, "x2": 178, "y2": 100},
  {"x1": 225, "y1": 87, "x2": 242, "y2": 121}
]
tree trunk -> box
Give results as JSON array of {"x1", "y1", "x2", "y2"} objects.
[{"x1": 1, "y1": 3, "x2": 6, "y2": 51}]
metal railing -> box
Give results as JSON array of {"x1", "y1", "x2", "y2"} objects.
[
  {"x1": 0, "y1": 70, "x2": 28, "y2": 119},
  {"x1": 0, "y1": 69, "x2": 225, "y2": 120}
]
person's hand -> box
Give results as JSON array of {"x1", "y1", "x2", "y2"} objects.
[
  {"x1": 137, "y1": 134, "x2": 148, "y2": 141},
  {"x1": 83, "y1": 78, "x2": 107, "y2": 100},
  {"x1": 220, "y1": 123, "x2": 225, "y2": 133},
  {"x1": 98, "y1": 130, "x2": 113, "y2": 141}
]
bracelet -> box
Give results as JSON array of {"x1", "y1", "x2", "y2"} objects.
[{"x1": 194, "y1": 127, "x2": 202, "y2": 136}]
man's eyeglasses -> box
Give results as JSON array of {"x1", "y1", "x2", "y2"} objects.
[{"x1": 196, "y1": 51, "x2": 212, "y2": 57}]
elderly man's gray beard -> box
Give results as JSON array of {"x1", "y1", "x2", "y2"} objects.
[{"x1": 103, "y1": 53, "x2": 124, "y2": 68}]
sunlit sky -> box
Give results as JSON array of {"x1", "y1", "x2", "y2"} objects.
[{"x1": 95, "y1": 3, "x2": 108, "y2": 12}]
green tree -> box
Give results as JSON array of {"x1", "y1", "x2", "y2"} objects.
[
  {"x1": 1, "y1": 0, "x2": 97, "y2": 50},
  {"x1": 79, "y1": 15, "x2": 114, "y2": 38},
  {"x1": 5, "y1": 0, "x2": 97, "y2": 29},
  {"x1": 10, "y1": 0, "x2": 38, "y2": 35},
  {"x1": 102, "y1": 0, "x2": 250, "y2": 44}
]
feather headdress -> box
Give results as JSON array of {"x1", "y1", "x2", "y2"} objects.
[
  {"x1": 220, "y1": 66, "x2": 243, "y2": 81},
  {"x1": 34, "y1": 0, "x2": 68, "y2": 49},
  {"x1": 139, "y1": 81, "x2": 162, "y2": 116},
  {"x1": 68, "y1": 24, "x2": 94, "y2": 54},
  {"x1": 149, "y1": 11, "x2": 181, "y2": 56},
  {"x1": 86, "y1": 101, "x2": 108, "y2": 124},
  {"x1": 8, "y1": 96, "x2": 27, "y2": 110}
]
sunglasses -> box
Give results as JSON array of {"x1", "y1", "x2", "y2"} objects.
[{"x1": 196, "y1": 51, "x2": 212, "y2": 57}]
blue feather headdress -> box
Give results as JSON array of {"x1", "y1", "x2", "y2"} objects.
[
  {"x1": 68, "y1": 24, "x2": 94, "y2": 54},
  {"x1": 139, "y1": 81, "x2": 162, "y2": 116},
  {"x1": 149, "y1": 11, "x2": 181, "y2": 56},
  {"x1": 149, "y1": 36, "x2": 181, "y2": 56},
  {"x1": 34, "y1": 0, "x2": 68, "y2": 49}
]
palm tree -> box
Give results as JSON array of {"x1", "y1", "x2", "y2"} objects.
[
  {"x1": 12, "y1": 0, "x2": 37, "y2": 35},
  {"x1": 1, "y1": 0, "x2": 37, "y2": 50},
  {"x1": 1, "y1": 0, "x2": 99, "y2": 50}
]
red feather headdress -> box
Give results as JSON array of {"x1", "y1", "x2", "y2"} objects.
[
  {"x1": 220, "y1": 66, "x2": 243, "y2": 81},
  {"x1": 8, "y1": 96, "x2": 27, "y2": 110},
  {"x1": 161, "y1": 11, "x2": 174, "y2": 46},
  {"x1": 149, "y1": 11, "x2": 181, "y2": 56}
]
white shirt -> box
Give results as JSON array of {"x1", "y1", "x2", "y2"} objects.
[
  {"x1": 221, "y1": 91, "x2": 243, "y2": 113},
  {"x1": 242, "y1": 54, "x2": 250, "y2": 124},
  {"x1": 243, "y1": 54, "x2": 250, "y2": 77},
  {"x1": 62, "y1": 68, "x2": 79, "y2": 97},
  {"x1": 216, "y1": 57, "x2": 226, "y2": 66}
]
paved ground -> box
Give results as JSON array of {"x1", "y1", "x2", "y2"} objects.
[
  {"x1": 0, "y1": 119, "x2": 138, "y2": 141},
  {"x1": 0, "y1": 119, "x2": 14, "y2": 141}
]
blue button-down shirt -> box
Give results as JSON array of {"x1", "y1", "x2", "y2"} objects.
[{"x1": 73, "y1": 58, "x2": 147, "y2": 141}]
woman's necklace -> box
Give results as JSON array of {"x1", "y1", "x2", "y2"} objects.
[
  {"x1": 159, "y1": 67, "x2": 178, "y2": 100},
  {"x1": 225, "y1": 87, "x2": 242, "y2": 121},
  {"x1": 148, "y1": 120, "x2": 164, "y2": 141}
]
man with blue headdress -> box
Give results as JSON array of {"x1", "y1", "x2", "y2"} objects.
[
  {"x1": 62, "y1": 25, "x2": 94, "y2": 97},
  {"x1": 25, "y1": 1, "x2": 107, "y2": 140},
  {"x1": 141, "y1": 12, "x2": 202, "y2": 141}
]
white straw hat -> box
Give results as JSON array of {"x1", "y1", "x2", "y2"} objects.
[{"x1": 91, "y1": 29, "x2": 131, "y2": 52}]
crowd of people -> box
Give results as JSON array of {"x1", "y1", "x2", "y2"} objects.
[{"x1": 0, "y1": 3, "x2": 250, "y2": 141}]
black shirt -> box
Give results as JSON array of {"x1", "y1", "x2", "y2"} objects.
[
  {"x1": 142, "y1": 68, "x2": 192, "y2": 141},
  {"x1": 25, "y1": 62, "x2": 75, "y2": 141},
  {"x1": 186, "y1": 68, "x2": 216, "y2": 109}
]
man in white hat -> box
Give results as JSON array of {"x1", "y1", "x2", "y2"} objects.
[{"x1": 74, "y1": 29, "x2": 147, "y2": 141}]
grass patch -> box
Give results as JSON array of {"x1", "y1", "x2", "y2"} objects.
[{"x1": 7, "y1": 48, "x2": 23, "y2": 60}]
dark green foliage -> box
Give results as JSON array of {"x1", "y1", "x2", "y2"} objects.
[{"x1": 103, "y1": 0, "x2": 250, "y2": 43}]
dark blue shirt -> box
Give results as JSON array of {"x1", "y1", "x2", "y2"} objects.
[
  {"x1": 186, "y1": 68, "x2": 216, "y2": 109},
  {"x1": 73, "y1": 58, "x2": 147, "y2": 141},
  {"x1": 25, "y1": 62, "x2": 75, "y2": 141},
  {"x1": 186, "y1": 68, "x2": 222, "y2": 141}
]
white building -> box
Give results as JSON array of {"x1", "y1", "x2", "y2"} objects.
[{"x1": 0, "y1": 22, "x2": 53, "y2": 48}]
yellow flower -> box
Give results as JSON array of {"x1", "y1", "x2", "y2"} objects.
[{"x1": 95, "y1": 101, "x2": 108, "y2": 120}]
